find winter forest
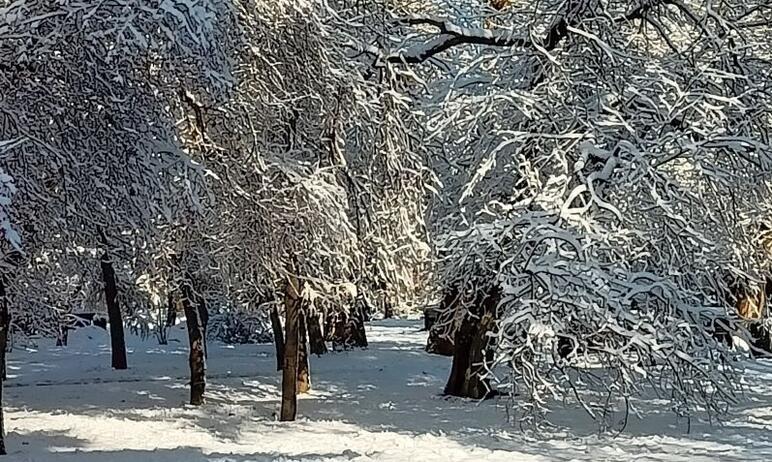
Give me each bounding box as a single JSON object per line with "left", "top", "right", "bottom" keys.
{"left": 0, "top": 0, "right": 771, "bottom": 460}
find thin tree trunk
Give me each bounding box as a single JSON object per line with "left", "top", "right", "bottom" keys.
{"left": 383, "top": 301, "right": 394, "bottom": 319}
{"left": 424, "top": 307, "right": 438, "bottom": 331}
{"left": 360, "top": 293, "right": 372, "bottom": 322}
{"left": 197, "top": 295, "right": 209, "bottom": 359}
{"left": 307, "top": 311, "right": 327, "bottom": 356}
{"left": 270, "top": 305, "right": 285, "bottom": 371}
{"left": 181, "top": 281, "right": 206, "bottom": 405}
{"left": 0, "top": 276, "right": 8, "bottom": 455}
{"left": 323, "top": 312, "right": 336, "bottom": 341}
{"left": 380, "top": 281, "right": 394, "bottom": 319}
{"left": 55, "top": 321, "right": 67, "bottom": 347}
{"left": 349, "top": 304, "right": 368, "bottom": 348}
{"left": 331, "top": 311, "right": 347, "bottom": 351}
{"left": 330, "top": 304, "right": 368, "bottom": 350}
{"left": 297, "top": 311, "right": 311, "bottom": 393}
{"left": 165, "top": 292, "right": 177, "bottom": 327}
{"left": 0, "top": 356, "right": 4, "bottom": 455}
{"left": 280, "top": 277, "right": 300, "bottom": 421}
{"left": 101, "top": 253, "right": 127, "bottom": 370}
{"left": 0, "top": 310, "right": 8, "bottom": 381}
{"left": 0, "top": 346, "right": 4, "bottom": 455}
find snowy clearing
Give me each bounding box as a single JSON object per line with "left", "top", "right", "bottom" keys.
{"left": 4, "top": 320, "right": 771, "bottom": 461}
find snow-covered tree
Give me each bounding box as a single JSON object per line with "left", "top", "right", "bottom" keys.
{"left": 371, "top": 0, "right": 772, "bottom": 427}
{"left": 83, "top": 0, "right": 432, "bottom": 411}
{"left": 0, "top": 0, "right": 219, "bottom": 369}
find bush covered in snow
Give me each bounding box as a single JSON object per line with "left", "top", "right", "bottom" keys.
{"left": 207, "top": 311, "right": 272, "bottom": 345}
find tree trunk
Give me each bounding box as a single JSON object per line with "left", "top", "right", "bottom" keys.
{"left": 330, "top": 306, "right": 368, "bottom": 351}
{"left": 427, "top": 289, "right": 459, "bottom": 356}
{"left": 56, "top": 324, "right": 69, "bottom": 347}
{"left": 197, "top": 296, "right": 209, "bottom": 359}
{"left": 331, "top": 312, "right": 347, "bottom": 351}
{"left": 101, "top": 253, "right": 127, "bottom": 370}
{"left": 181, "top": 282, "right": 206, "bottom": 405}
{"left": 156, "top": 300, "right": 168, "bottom": 345}
{"left": 165, "top": 292, "right": 177, "bottom": 327}
{"left": 0, "top": 276, "right": 8, "bottom": 454}
{"left": 444, "top": 314, "right": 475, "bottom": 396}
{"left": 349, "top": 304, "right": 368, "bottom": 348}
{"left": 424, "top": 307, "right": 439, "bottom": 331}
{"left": 280, "top": 278, "right": 301, "bottom": 421}
{"left": 307, "top": 312, "right": 327, "bottom": 356}
{"left": 324, "top": 311, "right": 336, "bottom": 341}
{"left": 384, "top": 301, "right": 395, "bottom": 319}
{"left": 297, "top": 311, "right": 311, "bottom": 394}
{"left": 0, "top": 310, "right": 8, "bottom": 381}
{"left": 463, "top": 309, "right": 495, "bottom": 398}
{"left": 360, "top": 294, "right": 373, "bottom": 322}
{"left": 426, "top": 326, "right": 455, "bottom": 356}
{"left": 444, "top": 288, "right": 498, "bottom": 399}
{"left": 270, "top": 305, "right": 285, "bottom": 371}
{"left": 747, "top": 321, "right": 772, "bottom": 357}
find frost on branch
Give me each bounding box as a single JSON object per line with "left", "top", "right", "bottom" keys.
{"left": 0, "top": 165, "right": 20, "bottom": 253}
{"left": 0, "top": 0, "right": 225, "bottom": 335}
{"left": 408, "top": 0, "right": 772, "bottom": 427}
{"left": 162, "top": 0, "right": 432, "bottom": 316}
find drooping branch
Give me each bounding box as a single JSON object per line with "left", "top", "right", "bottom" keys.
{"left": 383, "top": 2, "right": 669, "bottom": 65}
{"left": 384, "top": 17, "right": 530, "bottom": 64}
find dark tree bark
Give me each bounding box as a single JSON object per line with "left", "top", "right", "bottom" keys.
{"left": 747, "top": 321, "right": 772, "bottom": 357}
{"left": 165, "top": 292, "right": 177, "bottom": 327}
{"left": 444, "top": 314, "right": 475, "bottom": 396}
{"left": 307, "top": 311, "right": 327, "bottom": 356}
{"left": 360, "top": 294, "right": 373, "bottom": 322}
{"left": 383, "top": 301, "right": 395, "bottom": 319}
{"left": 444, "top": 287, "right": 499, "bottom": 399}
{"left": 323, "top": 311, "right": 337, "bottom": 341}
{"left": 463, "top": 307, "right": 496, "bottom": 398}
{"left": 270, "top": 305, "right": 285, "bottom": 371}
{"left": 197, "top": 295, "right": 209, "bottom": 359}
{"left": 101, "top": 253, "right": 127, "bottom": 370}
{"left": 297, "top": 311, "right": 311, "bottom": 394}
{"left": 350, "top": 303, "right": 368, "bottom": 348}
{"left": 330, "top": 304, "right": 368, "bottom": 351}
{"left": 426, "top": 288, "right": 458, "bottom": 356}
{"left": 423, "top": 308, "right": 436, "bottom": 331}
{"left": 55, "top": 324, "right": 69, "bottom": 347}
{"left": 0, "top": 353, "right": 4, "bottom": 455}
{"left": 426, "top": 327, "right": 455, "bottom": 356}
{"left": 0, "top": 276, "right": 8, "bottom": 455}
{"left": 181, "top": 281, "right": 206, "bottom": 405}
{"left": 331, "top": 312, "right": 347, "bottom": 351}
{"left": 280, "top": 278, "right": 301, "bottom": 421}
{"left": 0, "top": 310, "right": 8, "bottom": 382}
{"left": 379, "top": 281, "right": 394, "bottom": 319}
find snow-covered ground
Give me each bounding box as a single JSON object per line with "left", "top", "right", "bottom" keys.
{"left": 5, "top": 320, "right": 772, "bottom": 461}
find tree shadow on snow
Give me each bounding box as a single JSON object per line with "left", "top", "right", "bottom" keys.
{"left": 8, "top": 444, "right": 363, "bottom": 462}
{"left": 7, "top": 321, "right": 772, "bottom": 461}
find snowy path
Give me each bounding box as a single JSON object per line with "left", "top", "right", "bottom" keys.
{"left": 5, "top": 320, "right": 772, "bottom": 461}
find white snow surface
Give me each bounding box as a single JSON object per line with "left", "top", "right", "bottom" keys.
{"left": 4, "top": 320, "right": 772, "bottom": 461}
